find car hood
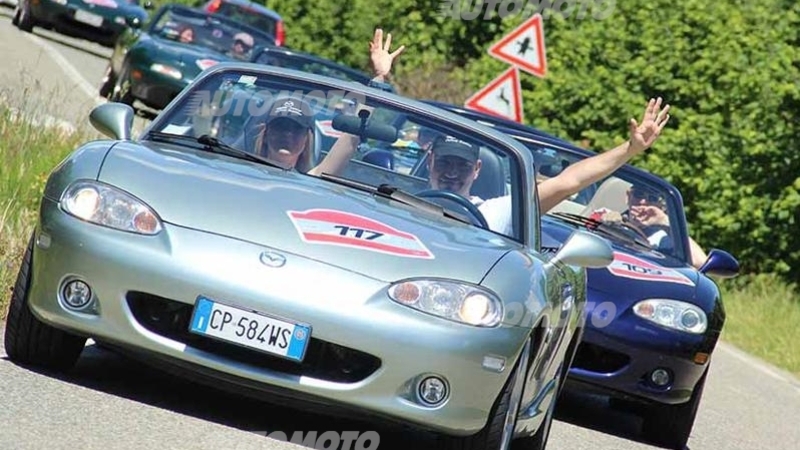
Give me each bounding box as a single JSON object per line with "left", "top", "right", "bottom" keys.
{"left": 542, "top": 215, "right": 699, "bottom": 304}
{"left": 70, "top": 0, "right": 147, "bottom": 19}
{"left": 148, "top": 38, "right": 231, "bottom": 74}
{"left": 97, "top": 142, "right": 518, "bottom": 283}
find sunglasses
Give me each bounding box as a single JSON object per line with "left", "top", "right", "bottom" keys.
{"left": 234, "top": 40, "right": 253, "bottom": 51}
{"left": 268, "top": 119, "right": 307, "bottom": 134}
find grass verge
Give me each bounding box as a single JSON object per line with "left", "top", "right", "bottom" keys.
{"left": 719, "top": 274, "right": 800, "bottom": 377}
{"left": 0, "top": 103, "right": 88, "bottom": 320}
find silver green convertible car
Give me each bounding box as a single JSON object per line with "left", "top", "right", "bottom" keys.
{"left": 4, "top": 63, "right": 613, "bottom": 449}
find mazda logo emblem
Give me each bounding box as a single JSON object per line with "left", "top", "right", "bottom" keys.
{"left": 259, "top": 251, "right": 286, "bottom": 267}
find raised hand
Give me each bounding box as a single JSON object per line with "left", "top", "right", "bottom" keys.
{"left": 630, "top": 205, "right": 670, "bottom": 226}
{"left": 629, "top": 97, "right": 670, "bottom": 154}
{"left": 369, "top": 28, "right": 405, "bottom": 81}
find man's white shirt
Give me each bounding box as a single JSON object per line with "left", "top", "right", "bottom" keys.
{"left": 472, "top": 196, "right": 513, "bottom": 236}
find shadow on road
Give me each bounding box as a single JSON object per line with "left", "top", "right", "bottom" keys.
{"left": 2, "top": 341, "right": 687, "bottom": 449}
{"left": 5, "top": 343, "right": 437, "bottom": 450}
{"left": 554, "top": 389, "right": 683, "bottom": 449}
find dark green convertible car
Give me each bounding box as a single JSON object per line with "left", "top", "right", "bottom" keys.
{"left": 12, "top": 0, "right": 152, "bottom": 47}
{"left": 100, "top": 3, "right": 275, "bottom": 111}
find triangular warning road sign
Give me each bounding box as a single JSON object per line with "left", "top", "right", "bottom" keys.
{"left": 464, "top": 67, "right": 523, "bottom": 123}
{"left": 488, "top": 13, "right": 547, "bottom": 78}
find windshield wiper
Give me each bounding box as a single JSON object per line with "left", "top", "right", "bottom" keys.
{"left": 549, "top": 211, "right": 653, "bottom": 248}
{"left": 318, "top": 173, "right": 472, "bottom": 225}
{"left": 147, "top": 131, "right": 291, "bottom": 170}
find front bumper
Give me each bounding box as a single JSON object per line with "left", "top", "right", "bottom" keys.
{"left": 31, "top": 0, "right": 127, "bottom": 45}
{"left": 566, "top": 320, "right": 712, "bottom": 405}
{"left": 29, "top": 197, "right": 528, "bottom": 435}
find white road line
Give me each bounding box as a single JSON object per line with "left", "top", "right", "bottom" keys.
{"left": 718, "top": 340, "right": 800, "bottom": 392}
{"left": 22, "top": 31, "right": 105, "bottom": 108}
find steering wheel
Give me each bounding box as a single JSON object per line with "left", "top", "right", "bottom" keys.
{"left": 616, "top": 218, "right": 652, "bottom": 244}
{"left": 415, "top": 189, "right": 490, "bottom": 229}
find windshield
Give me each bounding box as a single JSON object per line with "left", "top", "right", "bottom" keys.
{"left": 520, "top": 137, "right": 688, "bottom": 261}
{"left": 145, "top": 68, "right": 525, "bottom": 241}
{"left": 252, "top": 51, "right": 371, "bottom": 85}
{"left": 150, "top": 7, "right": 273, "bottom": 60}
{"left": 214, "top": 2, "right": 278, "bottom": 38}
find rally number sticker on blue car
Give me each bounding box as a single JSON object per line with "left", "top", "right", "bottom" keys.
{"left": 189, "top": 296, "right": 311, "bottom": 362}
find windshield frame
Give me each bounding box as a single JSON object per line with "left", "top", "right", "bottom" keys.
{"left": 140, "top": 63, "right": 538, "bottom": 246}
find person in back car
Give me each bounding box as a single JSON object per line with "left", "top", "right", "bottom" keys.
{"left": 591, "top": 184, "right": 709, "bottom": 268}
{"left": 230, "top": 32, "right": 254, "bottom": 59}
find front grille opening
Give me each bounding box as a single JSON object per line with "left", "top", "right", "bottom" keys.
{"left": 571, "top": 342, "right": 630, "bottom": 374}
{"left": 126, "top": 292, "right": 381, "bottom": 383}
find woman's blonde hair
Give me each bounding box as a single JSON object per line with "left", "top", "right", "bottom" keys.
{"left": 252, "top": 123, "right": 314, "bottom": 173}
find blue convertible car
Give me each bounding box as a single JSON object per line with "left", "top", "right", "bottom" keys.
{"left": 373, "top": 101, "right": 741, "bottom": 450}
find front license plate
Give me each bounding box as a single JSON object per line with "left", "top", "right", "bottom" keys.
{"left": 74, "top": 9, "right": 104, "bottom": 27}
{"left": 189, "top": 296, "right": 311, "bottom": 362}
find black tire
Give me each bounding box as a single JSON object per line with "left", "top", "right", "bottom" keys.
{"left": 641, "top": 368, "right": 709, "bottom": 449}
{"left": 15, "top": 0, "right": 35, "bottom": 32}
{"left": 439, "top": 339, "right": 531, "bottom": 450}
{"left": 3, "top": 234, "right": 87, "bottom": 371}
{"left": 512, "top": 361, "right": 566, "bottom": 450}
{"left": 109, "top": 63, "right": 135, "bottom": 106}
{"left": 98, "top": 64, "right": 117, "bottom": 99}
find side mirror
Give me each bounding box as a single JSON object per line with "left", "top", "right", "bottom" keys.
{"left": 90, "top": 102, "right": 134, "bottom": 141}
{"left": 699, "top": 249, "right": 740, "bottom": 278}
{"left": 332, "top": 112, "right": 398, "bottom": 143}
{"left": 548, "top": 230, "right": 614, "bottom": 269}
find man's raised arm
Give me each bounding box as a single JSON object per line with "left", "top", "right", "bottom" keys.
{"left": 537, "top": 98, "right": 671, "bottom": 213}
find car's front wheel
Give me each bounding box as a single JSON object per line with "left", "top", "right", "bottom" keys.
{"left": 439, "top": 338, "right": 531, "bottom": 450}
{"left": 640, "top": 368, "right": 709, "bottom": 449}
{"left": 109, "top": 63, "right": 135, "bottom": 106}
{"left": 4, "top": 234, "right": 87, "bottom": 371}
{"left": 98, "top": 64, "right": 117, "bottom": 99}
{"left": 14, "top": 0, "right": 35, "bottom": 32}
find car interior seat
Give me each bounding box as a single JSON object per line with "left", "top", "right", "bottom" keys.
{"left": 470, "top": 147, "right": 506, "bottom": 200}
{"left": 580, "top": 177, "right": 633, "bottom": 216}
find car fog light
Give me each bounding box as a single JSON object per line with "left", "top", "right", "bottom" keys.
{"left": 62, "top": 280, "right": 92, "bottom": 309}
{"left": 650, "top": 368, "right": 671, "bottom": 387}
{"left": 418, "top": 376, "right": 448, "bottom": 406}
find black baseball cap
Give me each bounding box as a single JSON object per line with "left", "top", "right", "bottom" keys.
{"left": 265, "top": 97, "right": 313, "bottom": 129}
{"left": 431, "top": 135, "right": 480, "bottom": 163}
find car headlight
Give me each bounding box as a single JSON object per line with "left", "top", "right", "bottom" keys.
{"left": 150, "top": 63, "right": 182, "bottom": 80}
{"left": 60, "top": 180, "right": 162, "bottom": 235}
{"left": 633, "top": 299, "right": 707, "bottom": 334}
{"left": 388, "top": 280, "right": 502, "bottom": 327}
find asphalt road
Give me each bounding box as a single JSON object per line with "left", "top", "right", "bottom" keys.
{"left": 2, "top": 8, "right": 800, "bottom": 450}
